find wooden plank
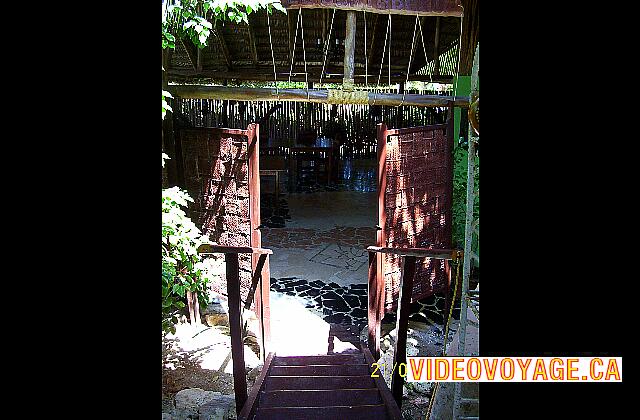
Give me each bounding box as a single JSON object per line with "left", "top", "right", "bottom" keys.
{"left": 254, "top": 405, "right": 389, "bottom": 420}
{"left": 272, "top": 354, "right": 365, "bottom": 366}
{"left": 247, "top": 17, "right": 259, "bottom": 67}
{"left": 367, "top": 246, "right": 461, "bottom": 260}
{"left": 386, "top": 123, "right": 448, "bottom": 135}
{"left": 434, "top": 16, "right": 441, "bottom": 76}
{"left": 180, "top": 38, "right": 200, "bottom": 72}
{"left": 390, "top": 255, "right": 416, "bottom": 408}
{"left": 169, "top": 85, "right": 470, "bottom": 108}
{"left": 367, "top": 13, "right": 380, "bottom": 68}
{"left": 168, "top": 68, "right": 454, "bottom": 83}
{"left": 367, "top": 251, "right": 381, "bottom": 359}
{"left": 362, "top": 346, "right": 403, "bottom": 420}
{"left": 375, "top": 122, "right": 387, "bottom": 337}
{"left": 458, "top": 0, "right": 479, "bottom": 76}
{"left": 214, "top": 27, "right": 233, "bottom": 70}
{"left": 264, "top": 375, "right": 376, "bottom": 391}
{"left": 186, "top": 290, "right": 196, "bottom": 325}
{"left": 243, "top": 253, "right": 268, "bottom": 311}
{"left": 198, "top": 244, "right": 273, "bottom": 255}
{"left": 280, "top": 0, "right": 463, "bottom": 17}
{"left": 343, "top": 11, "right": 357, "bottom": 88}
{"left": 238, "top": 352, "right": 275, "bottom": 420}
{"left": 248, "top": 123, "right": 271, "bottom": 359}
{"left": 259, "top": 389, "right": 382, "bottom": 408}
{"left": 270, "top": 364, "right": 371, "bottom": 376}
{"left": 226, "top": 253, "right": 248, "bottom": 415}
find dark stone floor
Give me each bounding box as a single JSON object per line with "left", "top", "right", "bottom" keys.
{"left": 270, "top": 276, "right": 462, "bottom": 341}
{"left": 260, "top": 193, "right": 291, "bottom": 228}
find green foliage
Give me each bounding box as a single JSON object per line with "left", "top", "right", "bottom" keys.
{"left": 163, "top": 0, "right": 286, "bottom": 50}
{"left": 162, "top": 0, "right": 286, "bottom": 119}
{"left": 162, "top": 181, "right": 212, "bottom": 334}
{"left": 452, "top": 144, "right": 479, "bottom": 258}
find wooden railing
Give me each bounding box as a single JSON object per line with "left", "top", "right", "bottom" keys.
{"left": 366, "top": 245, "right": 463, "bottom": 407}
{"left": 198, "top": 244, "right": 273, "bottom": 416}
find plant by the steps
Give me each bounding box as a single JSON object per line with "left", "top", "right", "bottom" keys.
{"left": 162, "top": 155, "right": 212, "bottom": 334}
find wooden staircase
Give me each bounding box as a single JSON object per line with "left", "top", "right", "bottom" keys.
{"left": 238, "top": 346, "right": 402, "bottom": 420}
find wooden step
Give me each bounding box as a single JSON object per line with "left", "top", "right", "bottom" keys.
{"left": 259, "top": 389, "right": 382, "bottom": 408}
{"left": 254, "top": 404, "right": 390, "bottom": 420}
{"left": 272, "top": 354, "right": 365, "bottom": 366}
{"left": 264, "top": 375, "right": 376, "bottom": 391}
{"left": 270, "top": 364, "right": 371, "bottom": 376}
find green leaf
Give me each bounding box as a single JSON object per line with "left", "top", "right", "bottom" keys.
{"left": 272, "top": 2, "right": 286, "bottom": 13}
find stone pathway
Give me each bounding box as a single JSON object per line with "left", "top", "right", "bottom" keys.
{"left": 269, "top": 276, "right": 462, "bottom": 346}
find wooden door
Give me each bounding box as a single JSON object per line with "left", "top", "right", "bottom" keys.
{"left": 377, "top": 107, "right": 454, "bottom": 314}
{"left": 177, "top": 123, "right": 270, "bottom": 347}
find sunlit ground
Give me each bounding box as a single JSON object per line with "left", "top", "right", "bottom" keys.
{"left": 269, "top": 291, "right": 358, "bottom": 356}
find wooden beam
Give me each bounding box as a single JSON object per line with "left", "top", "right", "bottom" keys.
{"left": 198, "top": 244, "right": 273, "bottom": 254}
{"left": 343, "top": 11, "right": 357, "bottom": 88}
{"left": 243, "top": 254, "right": 268, "bottom": 311}
{"left": 167, "top": 67, "right": 454, "bottom": 83}
{"left": 458, "top": 0, "right": 479, "bottom": 76}
{"left": 237, "top": 353, "right": 275, "bottom": 420}
{"left": 434, "top": 16, "right": 441, "bottom": 76}
{"left": 169, "top": 85, "right": 470, "bottom": 108}
{"left": 213, "top": 27, "right": 233, "bottom": 70}
{"left": 367, "top": 246, "right": 462, "bottom": 260}
{"left": 247, "top": 17, "right": 258, "bottom": 67}
{"left": 281, "top": 0, "right": 463, "bottom": 17}
{"left": 367, "top": 13, "right": 379, "bottom": 69}
{"left": 288, "top": 11, "right": 295, "bottom": 70}
{"left": 391, "top": 255, "right": 417, "bottom": 408}
{"left": 226, "top": 252, "right": 248, "bottom": 415}
{"left": 180, "top": 38, "right": 199, "bottom": 73}
{"left": 367, "top": 251, "right": 381, "bottom": 359}
{"left": 362, "top": 346, "right": 403, "bottom": 420}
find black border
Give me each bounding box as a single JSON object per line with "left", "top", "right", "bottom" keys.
{"left": 52, "top": 1, "right": 633, "bottom": 416}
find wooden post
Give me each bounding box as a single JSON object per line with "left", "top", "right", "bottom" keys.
{"left": 367, "top": 251, "right": 380, "bottom": 359}
{"left": 376, "top": 122, "right": 388, "bottom": 329}
{"left": 305, "top": 82, "right": 313, "bottom": 129}
{"left": 391, "top": 255, "right": 417, "bottom": 407}
{"left": 186, "top": 291, "right": 196, "bottom": 325}
{"left": 226, "top": 252, "right": 248, "bottom": 414}
{"left": 343, "top": 11, "right": 357, "bottom": 89}
{"left": 248, "top": 123, "right": 271, "bottom": 358}
{"left": 434, "top": 16, "right": 441, "bottom": 76}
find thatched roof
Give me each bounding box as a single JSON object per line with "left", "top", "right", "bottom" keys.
{"left": 165, "top": 1, "right": 478, "bottom": 85}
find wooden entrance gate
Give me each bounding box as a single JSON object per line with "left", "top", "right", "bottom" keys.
{"left": 176, "top": 123, "right": 271, "bottom": 353}
{"left": 375, "top": 109, "right": 454, "bottom": 315}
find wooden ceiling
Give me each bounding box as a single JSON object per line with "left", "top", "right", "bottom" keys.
{"left": 165, "top": 0, "right": 478, "bottom": 85}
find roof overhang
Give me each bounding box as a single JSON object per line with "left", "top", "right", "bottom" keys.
{"left": 281, "top": 0, "right": 464, "bottom": 17}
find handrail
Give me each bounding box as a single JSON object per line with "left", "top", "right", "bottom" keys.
{"left": 198, "top": 244, "right": 273, "bottom": 255}
{"left": 366, "top": 245, "right": 462, "bottom": 408}
{"left": 196, "top": 242, "right": 272, "bottom": 416}
{"left": 367, "top": 246, "right": 461, "bottom": 260}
